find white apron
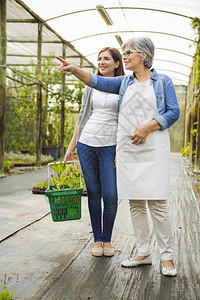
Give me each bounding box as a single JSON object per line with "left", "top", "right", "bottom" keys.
{"left": 116, "top": 79, "right": 170, "bottom": 200}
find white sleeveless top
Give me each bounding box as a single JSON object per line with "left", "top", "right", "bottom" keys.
{"left": 79, "top": 89, "right": 119, "bottom": 147}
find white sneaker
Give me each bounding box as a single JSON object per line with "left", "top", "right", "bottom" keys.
{"left": 121, "top": 255, "right": 152, "bottom": 267}
{"left": 162, "top": 266, "right": 177, "bottom": 276}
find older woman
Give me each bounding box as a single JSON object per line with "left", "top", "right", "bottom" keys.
{"left": 56, "top": 37, "right": 179, "bottom": 276}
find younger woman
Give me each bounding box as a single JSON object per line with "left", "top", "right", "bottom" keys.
{"left": 64, "top": 47, "right": 124, "bottom": 256}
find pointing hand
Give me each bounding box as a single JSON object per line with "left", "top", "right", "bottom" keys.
{"left": 56, "top": 56, "right": 73, "bottom": 75}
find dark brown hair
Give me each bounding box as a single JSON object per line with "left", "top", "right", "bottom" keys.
{"left": 96, "top": 47, "right": 125, "bottom": 77}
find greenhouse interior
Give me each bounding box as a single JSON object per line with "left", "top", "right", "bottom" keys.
{"left": 0, "top": 1, "right": 200, "bottom": 298}
{"left": 0, "top": 0, "right": 200, "bottom": 173}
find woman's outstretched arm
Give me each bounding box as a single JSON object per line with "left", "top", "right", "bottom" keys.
{"left": 56, "top": 56, "right": 122, "bottom": 95}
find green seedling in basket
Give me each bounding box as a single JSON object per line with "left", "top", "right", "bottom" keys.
{"left": 46, "top": 161, "right": 84, "bottom": 222}
{"left": 49, "top": 161, "right": 84, "bottom": 190}
{"left": 50, "top": 161, "right": 68, "bottom": 190}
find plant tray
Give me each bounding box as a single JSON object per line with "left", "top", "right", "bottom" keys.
{"left": 32, "top": 188, "right": 46, "bottom": 194}
{"left": 45, "top": 185, "right": 83, "bottom": 222}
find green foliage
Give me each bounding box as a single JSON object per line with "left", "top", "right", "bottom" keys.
{"left": 169, "top": 98, "right": 185, "bottom": 153}
{"left": 191, "top": 17, "right": 200, "bottom": 37}
{"left": 72, "top": 81, "right": 85, "bottom": 110}
{"left": 4, "top": 152, "right": 53, "bottom": 164}
{"left": 182, "top": 143, "right": 196, "bottom": 157}
{"left": 182, "top": 145, "right": 190, "bottom": 156}
{"left": 33, "top": 181, "right": 49, "bottom": 189}
{"left": 3, "top": 161, "right": 10, "bottom": 169}
{"left": 5, "top": 87, "right": 36, "bottom": 152}
{"left": 190, "top": 128, "right": 197, "bottom": 136}
{"left": 50, "top": 161, "right": 68, "bottom": 190}
{"left": 0, "top": 286, "right": 14, "bottom": 300}
{"left": 49, "top": 161, "right": 85, "bottom": 190}
{"left": 191, "top": 17, "right": 200, "bottom": 84}
{"left": 65, "top": 113, "right": 77, "bottom": 149}
{"left": 50, "top": 161, "right": 67, "bottom": 178}
{"left": 5, "top": 55, "right": 82, "bottom": 152}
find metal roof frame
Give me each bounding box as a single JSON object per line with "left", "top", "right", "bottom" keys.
{"left": 6, "top": 0, "right": 96, "bottom": 71}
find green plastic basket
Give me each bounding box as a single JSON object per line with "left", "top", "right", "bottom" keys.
{"left": 45, "top": 185, "right": 83, "bottom": 222}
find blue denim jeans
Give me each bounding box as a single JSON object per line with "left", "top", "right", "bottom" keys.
{"left": 77, "top": 142, "right": 118, "bottom": 243}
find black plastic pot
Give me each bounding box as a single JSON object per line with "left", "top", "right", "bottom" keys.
{"left": 42, "top": 147, "right": 59, "bottom": 160}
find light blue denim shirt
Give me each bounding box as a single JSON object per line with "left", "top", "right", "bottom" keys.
{"left": 87, "top": 69, "right": 180, "bottom": 130}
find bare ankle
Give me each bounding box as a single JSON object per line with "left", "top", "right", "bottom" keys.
{"left": 94, "top": 241, "right": 102, "bottom": 248}
{"left": 103, "top": 242, "right": 112, "bottom": 248}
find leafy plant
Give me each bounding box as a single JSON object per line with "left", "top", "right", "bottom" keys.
{"left": 190, "top": 128, "right": 197, "bottom": 136}
{"left": 191, "top": 17, "right": 200, "bottom": 84}
{"left": 182, "top": 143, "right": 196, "bottom": 157}
{"left": 4, "top": 152, "right": 53, "bottom": 165}
{"left": 0, "top": 286, "right": 14, "bottom": 300}
{"left": 182, "top": 143, "right": 190, "bottom": 156}
{"left": 49, "top": 161, "right": 85, "bottom": 191}
{"left": 3, "top": 161, "right": 10, "bottom": 169}
{"left": 5, "top": 56, "right": 80, "bottom": 153}
{"left": 33, "top": 181, "right": 49, "bottom": 189}
{"left": 50, "top": 161, "right": 68, "bottom": 190}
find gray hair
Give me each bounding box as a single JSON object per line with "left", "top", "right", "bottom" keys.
{"left": 122, "top": 37, "right": 155, "bottom": 69}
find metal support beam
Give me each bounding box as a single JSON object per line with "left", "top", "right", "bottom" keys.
{"left": 154, "top": 59, "right": 191, "bottom": 69}
{"left": 195, "top": 91, "right": 200, "bottom": 170}
{"left": 86, "top": 47, "right": 193, "bottom": 59}
{"left": 44, "top": 7, "right": 192, "bottom": 23}
{"left": 195, "top": 31, "right": 200, "bottom": 170}
{"left": 60, "top": 43, "right": 66, "bottom": 160}
{"left": 7, "top": 19, "right": 37, "bottom": 23}
{"left": 36, "top": 22, "right": 42, "bottom": 166}
{"left": 7, "top": 54, "right": 81, "bottom": 58}
{"left": 0, "top": 0, "right": 6, "bottom": 176}
{"left": 80, "top": 57, "right": 83, "bottom": 68}
{"left": 71, "top": 30, "right": 193, "bottom": 43}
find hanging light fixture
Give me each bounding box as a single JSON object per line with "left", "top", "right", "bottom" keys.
{"left": 96, "top": 4, "right": 113, "bottom": 26}
{"left": 115, "top": 34, "right": 123, "bottom": 46}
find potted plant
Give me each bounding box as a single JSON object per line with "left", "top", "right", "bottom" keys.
{"left": 45, "top": 161, "right": 83, "bottom": 222}
{"left": 4, "top": 161, "right": 10, "bottom": 173}
{"left": 9, "top": 161, "right": 15, "bottom": 169}
{"left": 32, "top": 182, "right": 49, "bottom": 194}
{"left": 4, "top": 152, "right": 53, "bottom": 167}
{"left": 32, "top": 165, "right": 86, "bottom": 195}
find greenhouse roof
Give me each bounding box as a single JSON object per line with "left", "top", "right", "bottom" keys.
{"left": 6, "top": 0, "right": 96, "bottom": 72}
{"left": 6, "top": 0, "right": 200, "bottom": 86}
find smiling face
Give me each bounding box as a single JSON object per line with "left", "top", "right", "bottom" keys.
{"left": 122, "top": 46, "right": 144, "bottom": 72}
{"left": 97, "top": 50, "right": 120, "bottom": 77}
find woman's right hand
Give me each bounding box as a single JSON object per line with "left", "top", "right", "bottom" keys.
{"left": 56, "top": 56, "right": 74, "bottom": 75}
{"left": 56, "top": 56, "right": 91, "bottom": 84}
{"left": 64, "top": 149, "right": 74, "bottom": 164}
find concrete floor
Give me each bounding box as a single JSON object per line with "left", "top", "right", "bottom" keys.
{"left": 0, "top": 154, "right": 200, "bottom": 300}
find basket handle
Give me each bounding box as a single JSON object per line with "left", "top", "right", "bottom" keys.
{"left": 47, "top": 160, "right": 82, "bottom": 189}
